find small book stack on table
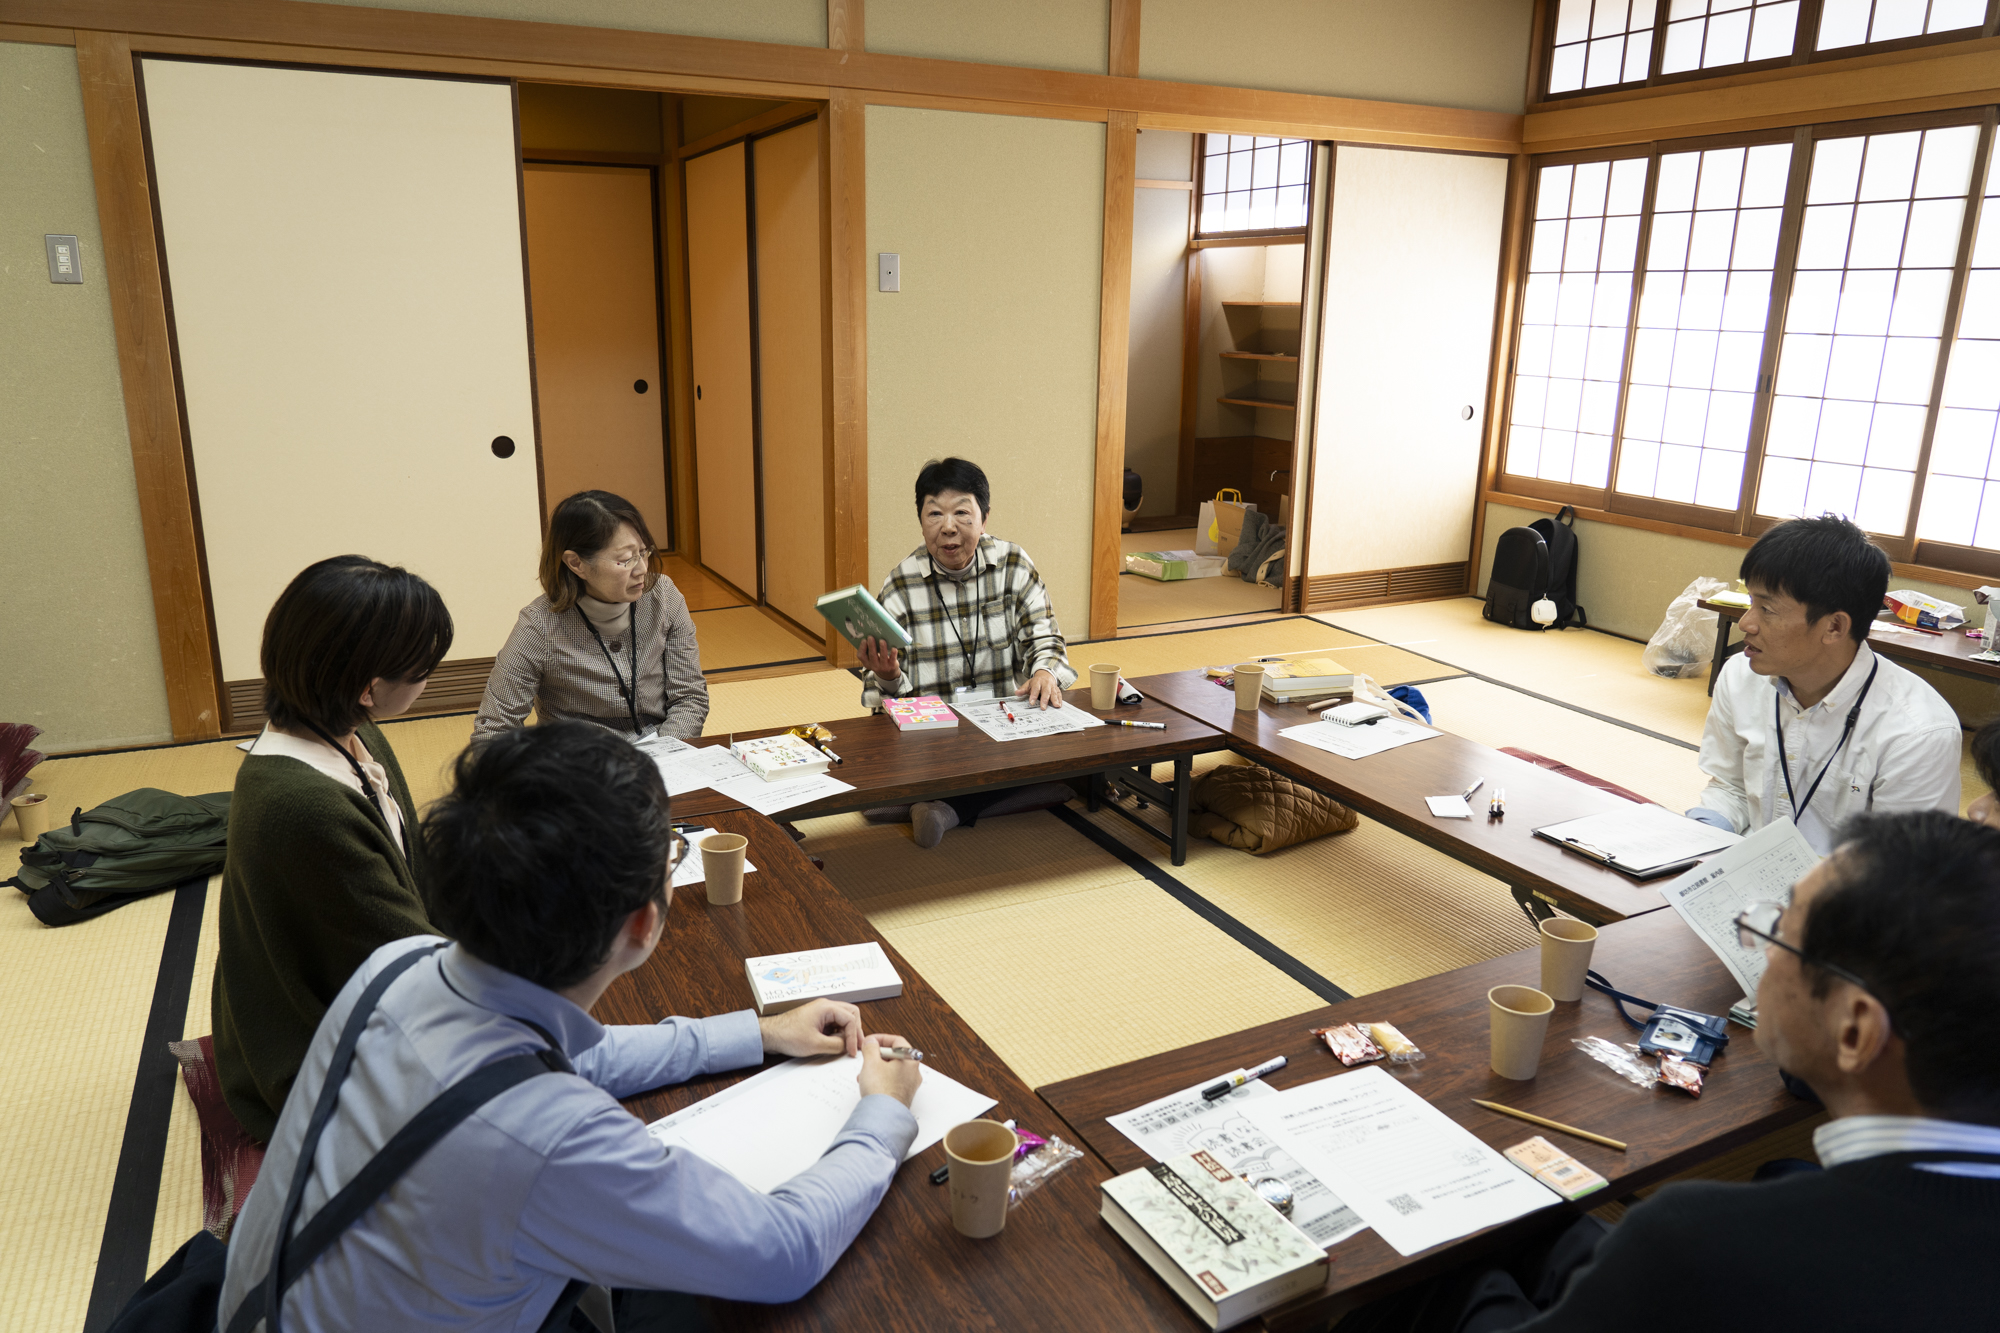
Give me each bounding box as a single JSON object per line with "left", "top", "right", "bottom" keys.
{"left": 884, "top": 695, "right": 958, "bottom": 731}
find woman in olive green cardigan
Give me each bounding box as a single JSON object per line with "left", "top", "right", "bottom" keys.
{"left": 212, "top": 555, "right": 452, "bottom": 1143}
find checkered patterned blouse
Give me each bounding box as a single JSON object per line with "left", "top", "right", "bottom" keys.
{"left": 860, "top": 536, "right": 1076, "bottom": 710}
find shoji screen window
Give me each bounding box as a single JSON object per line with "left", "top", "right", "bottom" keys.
{"left": 1507, "top": 156, "right": 1648, "bottom": 489}
{"left": 1758, "top": 121, "right": 1980, "bottom": 535}
{"left": 1918, "top": 142, "right": 2000, "bottom": 564}
{"left": 1547, "top": 1, "right": 1659, "bottom": 95}
{"left": 1816, "top": 0, "right": 1993, "bottom": 51}
{"left": 1660, "top": 2, "right": 1803, "bottom": 74}
{"left": 1196, "top": 135, "right": 1312, "bottom": 239}
{"left": 1617, "top": 141, "right": 1794, "bottom": 518}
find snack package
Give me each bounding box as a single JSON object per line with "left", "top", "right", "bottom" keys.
{"left": 1657, "top": 1054, "right": 1707, "bottom": 1097}
{"left": 1884, "top": 589, "right": 1966, "bottom": 631}
{"left": 1311, "top": 1022, "right": 1385, "bottom": 1066}
{"left": 1573, "top": 1035, "right": 1660, "bottom": 1089}
{"left": 1503, "top": 1135, "right": 1610, "bottom": 1202}
{"left": 1007, "top": 1134, "right": 1083, "bottom": 1210}
{"left": 1365, "top": 1022, "right": 1426, "bottom": 1064}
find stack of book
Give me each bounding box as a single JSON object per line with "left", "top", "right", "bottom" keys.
{"left": 727, "top": 734, "right": 832, "bottom": 783}
{"left": 1255, "top": 654, "right": 1356, "bottom": 704}
{"left": 884, "top": 695, "right": 958, "bottom": 730}
{"left": 742, "top": 942, "right": 904, "bottom": 1016}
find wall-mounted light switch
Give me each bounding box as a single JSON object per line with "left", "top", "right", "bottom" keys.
{"left": 878, "top": 252, "right": 900, "bottom": 292}
{"left": 45, "top": 235, "right": 82, "bottom": 284}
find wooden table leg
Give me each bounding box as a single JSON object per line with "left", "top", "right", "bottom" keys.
{"left": 1171, "top": 753, "right": 1192, "bottom": 866}
{"left": 1087, "top": 770, "right": 1106, "bottom": 813}
{"left": 1708, "top": 615, "right": 1733, "bottom": 696}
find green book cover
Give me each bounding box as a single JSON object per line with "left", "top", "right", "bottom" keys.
{"left": 816, "top": 584, "right": 913, "bottom": 651}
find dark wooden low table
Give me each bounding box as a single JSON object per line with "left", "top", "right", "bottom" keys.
{"left": 1702, "top": 598, "right": 2000, "bottom": 694}
{"left": 1134, "top": 670, "right": 1670, "bottom": 923}
{"left": 670, "top": 686, "right": 1226, "bottom": 864}
{"left": 1037, "top": 908, "right": 1816, "bottom": 1329}
{"left": 596, "top": 809, "right": 1200, "bottom": 1331}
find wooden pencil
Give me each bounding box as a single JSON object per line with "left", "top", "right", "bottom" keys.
{"left": 1471, "top": 1098, "right": 1627, "bottom": 1151}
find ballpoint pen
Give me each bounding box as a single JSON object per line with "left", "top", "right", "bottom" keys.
{"left": 1114, "top": 719, "right": 1166, "bottom": 729}
{"left": 881, "top": 1045, "right": 925, "bottom": 1062}
{"left": 1460, "top": 777, "right": 1486, "bottom": 803}
{"left": 1201, "top": 1054, "right": 1288, "bottom": 1100}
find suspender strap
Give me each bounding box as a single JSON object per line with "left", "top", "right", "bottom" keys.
{"left": 230, "top": 946, "right": 568, "bottom": 1333}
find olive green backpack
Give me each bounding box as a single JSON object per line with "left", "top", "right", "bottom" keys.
{"left": 7, "top": 788, "right": 230, "bottom": 926}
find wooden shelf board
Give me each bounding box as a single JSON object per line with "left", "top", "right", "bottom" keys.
{"left": 1220, "top": 300, "right": 1302, "bottom": 307}
{"left": 1218, "top": 394, "right": 1297, "bottom": 410}
{"left": 1219, "top": 351, "right": 1298, "bottom": 361}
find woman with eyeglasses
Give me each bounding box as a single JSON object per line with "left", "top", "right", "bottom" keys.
{"left": 475, "top": 490, "right": 709, "bottom": 742}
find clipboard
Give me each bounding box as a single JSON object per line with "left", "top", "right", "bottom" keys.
{"left": 1531, "top": 809, "right": 1739, "bottom": 881}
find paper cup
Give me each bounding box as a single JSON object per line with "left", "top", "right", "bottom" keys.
{"left": 699, "top": 832, "right": 749, "bottom": 906}
{"left": 1090, "top": 664, "right": 1120, "bottom": 710}
{"left": 1489, "top": 984, "right": 1556, "bottom": 1080}
{"left": 1233, "top": 664, "right": 1266, "bottom": 712}
{"left": 1539, "top": 917, "right": 1599, "bottom": 1003}
{"left": 945, "top": 1119, "right": 1017, "bottom": 1239}
{"left": 11, "top": 794, "right": 51, "bottom": 842}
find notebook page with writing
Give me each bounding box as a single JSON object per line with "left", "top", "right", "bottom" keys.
{"left": 1656, "top": 817, "right": 1819, "bottom": 998}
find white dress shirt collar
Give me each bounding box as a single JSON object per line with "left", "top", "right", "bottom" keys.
{"left": 1814, "top": 1114, "right": 2000, "bottom": 1178}
{"left": 1774, "top": 640, "right": 1878, "bottom": 716}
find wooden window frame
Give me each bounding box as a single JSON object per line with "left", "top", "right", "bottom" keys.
{"left": 1537, "top": 0, "right": 2000, "bottom": 104}
{"left": 1191, "top": 132, "right": 1314, "bottom": 244}
{"left": 1492, "top": 106, "right": 2000, "bottom": 575}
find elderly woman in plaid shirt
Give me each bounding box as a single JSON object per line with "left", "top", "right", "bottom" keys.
{"left": 855, "top": 457, "right": 1078, "bottom": 848}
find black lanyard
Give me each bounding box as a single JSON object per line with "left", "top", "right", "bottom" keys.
{"left": 1776, "top": 658, "right": 1878, "bottom": 822}
{"left": 928, "top": 561, "right": 984, "bottom": 692}
{"left": 579, "top": 603, "right": 642, "bottom": 737}
{"left": 299, "top": 718, "right": 405, "bottom": 854}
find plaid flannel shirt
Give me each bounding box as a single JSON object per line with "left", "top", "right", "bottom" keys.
{"left": 860, "top": 536, "right": 1076, "bottom": 710}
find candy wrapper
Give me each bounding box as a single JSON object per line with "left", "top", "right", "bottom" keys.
{"left": 1011, "top": 1127, "right": 1048, "bottom": 1160}
{"left": 1573, "top": 1035, "right": 1660, "bottom": 1089}
{"left": 1312, "top": 1023, "right": 1385, "bottom": 1066}
{"left": 1365, "top": 1022, "right": 1426, "bottom": 1064}
{"left": 1007, "top": 1134, "right": 1082, "bottom": 1210}
{"left": 1657, "top": 1054, "right": 1706, "bottom": 1097}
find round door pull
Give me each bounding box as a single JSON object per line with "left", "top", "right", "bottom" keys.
{"left": 634, "top": 379, "right": 649, "bottom": 394}
{"left": 491, "top": 436, "right": 516, "bottom": 458}
{"left": 1460, "top": 405, "right": 1475, "bottom": 420}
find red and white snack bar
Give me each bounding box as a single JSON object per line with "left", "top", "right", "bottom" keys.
{"left": 1310, "top": 1023, "right": 1384, "bottom": 1066}
{"left": 1657, "top": 1054, "right": 1706, "bottom": 1097}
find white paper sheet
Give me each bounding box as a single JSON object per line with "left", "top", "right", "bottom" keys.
{"left": 1656, "top": 817, "right": 1819, "bottom": 998}
{"left": 953, "top": 698, "right": 1106, "bottom": 743}
{"left": 1425, "top": 795, "right": 1472, "bottom": 819}
{"left": 1241, "top": 1067, "right": 1560, "bottom": 1257}
{"left": 710, "top": 770, "right": 856, "bottom": 817}
{"left": 1107, "top": 1078, "right": 1367, "bottom": 1247}
{"left": 669, "top": 826, "right": 758, "bottom": 889}
{"left": 637, "top": 735, "right": 756, "bottom": 796}
{"left": 1535, "top": 806, "right": 1740, "bottom": 874}
{"left": 1277, "top": 717, "right": 1441, "bottom": 761}
{"left": 647, "top": 1053, "right": 996, "bottom": 1193}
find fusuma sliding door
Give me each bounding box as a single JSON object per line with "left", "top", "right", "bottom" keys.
{"left": 138, "top": 58, "right": 542, "bottom": 726}
{"left": 683, "top": 141, "right": 761, "bottom": 599}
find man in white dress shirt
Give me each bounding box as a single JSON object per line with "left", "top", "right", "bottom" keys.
{"left": 1688, "top": 515, "right": 1961, "bottom": 854}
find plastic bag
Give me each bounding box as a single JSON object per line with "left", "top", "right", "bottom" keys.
{"left": 1007, "top": 1134, "right": 1083, "bottom": 1209}
{"left": 1643, "top": 577, "right": 1728, "bottom": 679}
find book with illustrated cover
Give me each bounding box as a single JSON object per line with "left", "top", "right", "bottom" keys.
{"left": 1101, "top": 1151, "right": 1328, "bottom": 1329}
{"left": 742, "top": 942, "right": 904, "bottom": 1016}
{"left": 816, "top": 584, "right": 913, "bottom": 651}
{"left": 884, "top": 695, "right": 958, "bottom": 730}
{"left": 727, "top": 734, "right": 832, "bottom": 783}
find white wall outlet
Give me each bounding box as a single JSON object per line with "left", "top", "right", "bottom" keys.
{"left": 878, "top": 252, "right": 900, "bottom": 292}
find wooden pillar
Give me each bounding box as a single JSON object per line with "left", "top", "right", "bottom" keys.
{"left": 1090, "top": 111, "right": 1138, "bottom": 639}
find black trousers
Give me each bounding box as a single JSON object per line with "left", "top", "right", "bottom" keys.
{"left": 1331, "top": 1215, "right": 1608, "bottom": 1333}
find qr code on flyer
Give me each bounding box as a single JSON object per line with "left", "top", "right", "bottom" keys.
{"left": 1386, "top": 1193, "right": 1423, "bottom": 1216}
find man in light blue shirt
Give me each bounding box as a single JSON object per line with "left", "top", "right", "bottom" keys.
{"left": 218, "top": 721, "right": 922, "bottom": 1331}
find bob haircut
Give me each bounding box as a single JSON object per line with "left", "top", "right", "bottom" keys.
{"left": 540, "top": 491, "right": 660, "bottom": 613}
{"left": 261, "top": 555, "right": 453, "bottom": 738}
{"left": 914, "top": 458, "right": 991, "bottom": 518}
{"left": 424, "top": 721, "right": 672, "bottom": 990}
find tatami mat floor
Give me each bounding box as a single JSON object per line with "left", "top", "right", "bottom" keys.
{"left": 7, "top": 596, "right": 1995, "bottom": 1329}
{"left": 1117, "top": 526, "right": 1283, "bottom": 628}
{"left": 690, "top": 605, "right": 824, "bottom": 673}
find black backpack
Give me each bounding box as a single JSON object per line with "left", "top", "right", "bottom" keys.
{"left": 1530, "top": 506, "right": 1586, "bottom": 630}
{"left": 6, "top": 788, "right": 231, "bottom": 926}
{"left": 1483, "top": 507, "right": 1587, "bottom": 632}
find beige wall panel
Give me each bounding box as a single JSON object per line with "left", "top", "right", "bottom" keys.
{"left": 1136, "top": 127, "right": 1194, "bottom": 182}
{"left": 1127, "top": 185, "right": 1190, "bottom": 517}
{"left": 140, "top": 59, "right": 542, "bottom": 682}
{"left": 1309, "top": 146, "right": 1506, "bottom": 577}
{"left": 752, "top": 121, "right": 828, "bottom": 629}
{"left": 868, "top": 0, "right": 1110, "bottom": 75}
{"left": 524, "top": 164, "right": 669, "bottom": 539}
{"left": 305, "top": 0, "right": 827, "bottom": 47}
{"left": 865, "top": 106, "right": 1104, "bottom": 631}
{"left": 685, "top": 142, "right": 760, "bottom": 596}
{"left": 1140, "top": 0, "right": 1536, "bottom": 115}
{"left": 0, "top": 42, "right": 171, "bottom": 755}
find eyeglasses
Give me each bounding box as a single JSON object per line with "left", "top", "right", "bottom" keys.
{"left": 602, "top": 547, "right": 655, "bottom": 572}
{"left": 1734, "top": 899, "right": 1885, "bottom": 1014}
{"left": 665, "top": 829, "right": 690, "bottom": 878}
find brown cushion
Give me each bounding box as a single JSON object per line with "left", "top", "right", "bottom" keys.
{"left": 168, "top": 1034, "right": 266, "bottom": 1237}
{"left": 1190, "top": 764, "right": 1358, "bottom": 854}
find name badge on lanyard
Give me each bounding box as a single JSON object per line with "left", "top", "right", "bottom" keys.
{"left": 951, "top": 685, "right": 996, "bottom": 703}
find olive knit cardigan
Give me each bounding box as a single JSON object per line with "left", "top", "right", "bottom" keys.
{"left": 211, "top": 720, "right": 433, "bottom": 1143}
